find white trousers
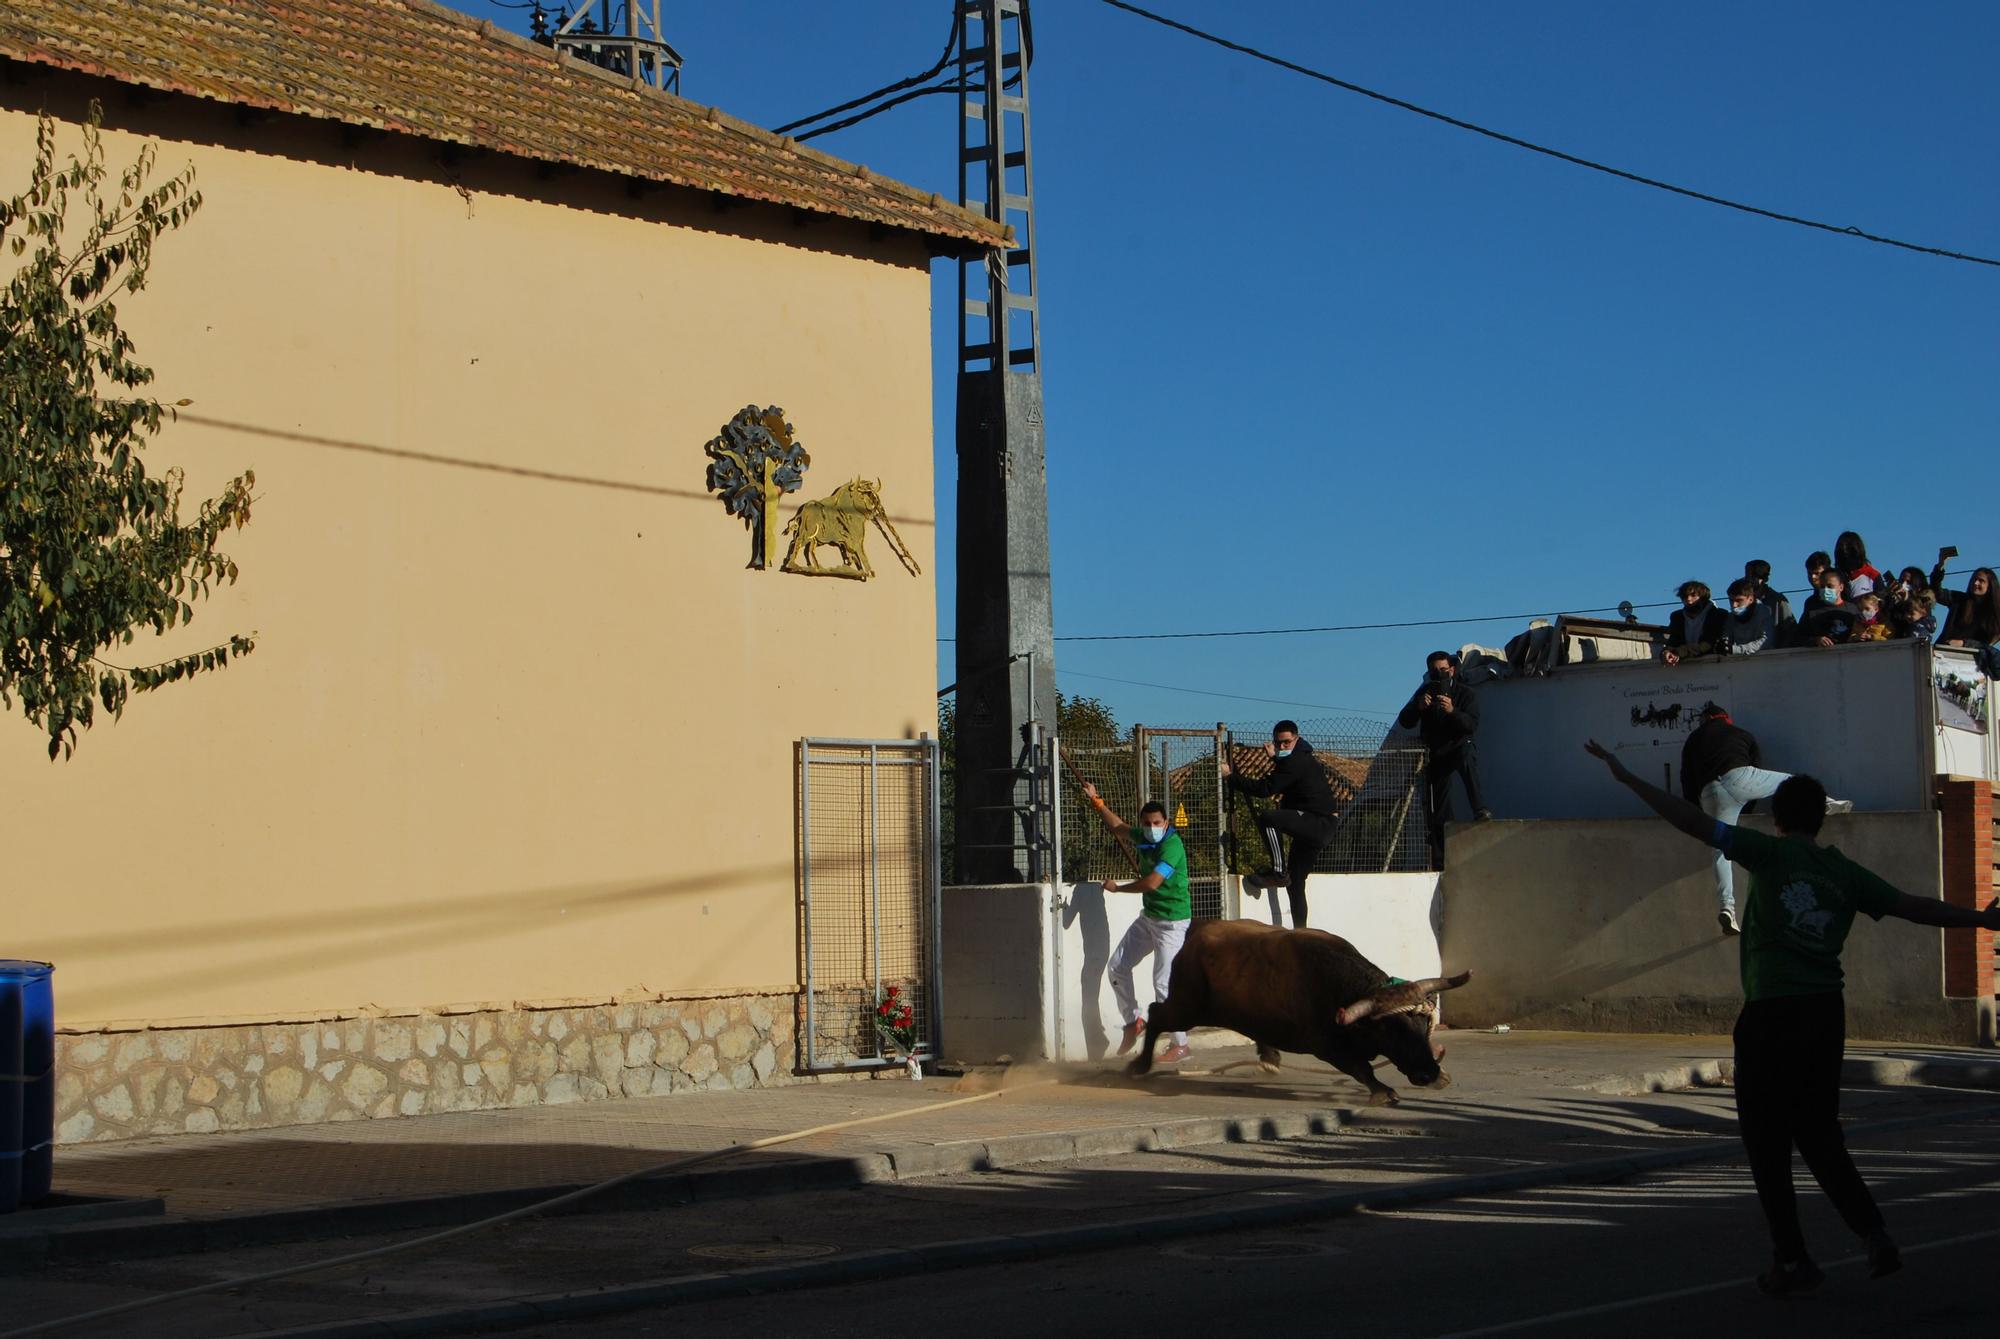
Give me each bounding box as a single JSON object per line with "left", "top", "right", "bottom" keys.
{"left": 1109, "top": 914, "right": 1190, "bottom": 1046}
{"left": 1698, "top": 766, "right": 1847, "bottom": 915}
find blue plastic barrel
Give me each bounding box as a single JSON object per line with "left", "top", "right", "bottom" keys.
{"left": 0, "top": 968, "right": 21, "bottom": 1213}
{"left": 0, "top": 960, "right": 54, "bottom": 1213}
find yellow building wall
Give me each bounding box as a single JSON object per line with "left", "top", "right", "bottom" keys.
{"left": 1, "top": 86, "right": 943, "bottom": 1028}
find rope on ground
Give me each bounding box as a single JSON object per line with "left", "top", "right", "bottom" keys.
{"left": 2, "top": 1078, "right": 1061, "bottom": 1339}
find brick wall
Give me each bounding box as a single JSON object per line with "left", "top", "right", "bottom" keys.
{"left": 1937, "top": 777, "right": 1996, "bottom": 1000}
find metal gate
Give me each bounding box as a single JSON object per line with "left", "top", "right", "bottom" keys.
{"left": 796, "top": 738, "right": 942, "bottom": 1072}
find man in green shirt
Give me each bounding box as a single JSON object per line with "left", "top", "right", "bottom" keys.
{"left": 1584, "top": 738, "right": 2000, "bottom": 1297}
{"left": 1081, "top": 782, "right": 1194, "bottom": 1064}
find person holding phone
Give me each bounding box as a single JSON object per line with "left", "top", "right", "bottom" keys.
{"left": 1930, "top": 547, "right": 2000, "bottom": 648}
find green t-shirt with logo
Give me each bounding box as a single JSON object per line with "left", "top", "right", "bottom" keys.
{"left": 1718, "top": 825, "right": 1900, "bottom": 1002}
{"left": 1130, "top": 828, "right": 1191, "bottom": 921}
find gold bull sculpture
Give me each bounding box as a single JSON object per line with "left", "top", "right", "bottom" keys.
{"left": 781, "top": 476, "right": 921, "bottom": 581}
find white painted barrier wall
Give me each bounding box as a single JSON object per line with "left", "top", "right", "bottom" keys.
{"left": 941, "top": 873, "right": 1443, "bottom": 1065}
{"left": 1473, "top": 638, "right": 1941, "bottom": 821}
{"left": 1439, "top": 811, "right": 1991, "bottom": 1045}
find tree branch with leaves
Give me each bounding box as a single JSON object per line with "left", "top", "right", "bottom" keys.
{"left": 0, "top": 106, "right": 255, "bottom": 759}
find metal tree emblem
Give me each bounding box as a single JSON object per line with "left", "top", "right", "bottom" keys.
{"left": 703, "top": 405, "right": 810, "bottom": 569}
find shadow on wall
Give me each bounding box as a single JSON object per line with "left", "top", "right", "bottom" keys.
{"left": 183, "top": 413, "right": 713, "bottom": 503}
{"left": 34, "top": 862, "right": 792, "bottom": 1020}
{"left": 1062, "top": 882, "right": 1111, "bottom": 1061}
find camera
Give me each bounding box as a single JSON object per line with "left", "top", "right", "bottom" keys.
{"left": 1422, "top": 670, "right": 1454, "bottom": 703}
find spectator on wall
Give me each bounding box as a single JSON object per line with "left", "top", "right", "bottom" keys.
{"left": 1723, "top": 578, "right": 1778, "bottom": 655}
{"left": 1663, "top": 581, "right": 1727, "bottom": 665}
{"left": 1796, "top": 567, "right": 1856, "bottom": 647}
{"left": 1834, "top": 531, "right": 1881, "bottom": 597}
{"left": 1931, "top": 563, "right": 2000, "bottom": 649}
{"left": 1889, "top": 589, "right": 1938, "bottom": 642}
{"left": 1744, "top": 559, "right": 1796, "bottom": 646}
{"left": 1849, "top": 591, "right": 1889, "bottom": 641}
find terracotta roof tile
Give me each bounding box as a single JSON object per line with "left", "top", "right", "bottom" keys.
{"left": 0, "top": 0, "right": 1009, "bottom": 251}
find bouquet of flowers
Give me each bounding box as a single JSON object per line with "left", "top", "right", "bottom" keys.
{"left": 875, "top": 985, "right": 918, "bottom": 1056}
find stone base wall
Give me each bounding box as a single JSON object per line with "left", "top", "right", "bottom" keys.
{"left": 54, "top": 992, "right": 799, "bottom": 1144}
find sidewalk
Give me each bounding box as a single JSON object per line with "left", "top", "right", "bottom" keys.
{"left": 7, "top": 1030, "right": 1997, "bottom": 1268}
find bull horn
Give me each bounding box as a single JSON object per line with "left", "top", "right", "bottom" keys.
{"left": 1405, "top": 970, "right": 1473, "bottom": 997}
{"left": 1336, "top": 970, "right": 1472, "bottom": 1026}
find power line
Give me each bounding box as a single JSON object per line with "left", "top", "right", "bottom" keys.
{"left": 794, "top": 83, "right": 968, "bottom": 144}
{"left": 773, "top": 11, "right": 962, "bottom": 135}
{"left": 1057, "top": 668, "right": 1395, "bottom": 718}
{"left": 937, "top": 564, "right": 1993, "bottom": 645}
{"left": 774, "top": 6, "right": 1031, "bottom": 144}
{"left": 1098, "top": 0, "right": 2000, "bottom": 269}
{"left": 937, "top": 600, "right": 1676, "bottom": 644}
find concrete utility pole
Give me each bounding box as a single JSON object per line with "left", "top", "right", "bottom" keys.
{"left": 954, "top": 0, "right": 1056, "bottom": 883}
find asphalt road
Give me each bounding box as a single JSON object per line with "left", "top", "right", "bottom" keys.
{"left": 7, "top": 1083, "right": 1997, "bottom": 1338}
{"left": 491, "top": 1116, "right": 2000, "bottom": 1339}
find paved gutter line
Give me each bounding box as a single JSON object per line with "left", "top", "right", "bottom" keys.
{"left": 231, "top": 1101, "right": 2000, "bottom": 1339}
{"left": 0, "top": 1107, "right": 1355, "bottom": 1271}
{"left": 1586, "top": 1054, "right": 2000, "bottom": 1095}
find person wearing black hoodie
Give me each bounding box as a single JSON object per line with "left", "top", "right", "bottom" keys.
{"left": 1397, "top": 651, "right": 1490, "bottom": 868}
{"left": 1220, "top": 720, "right": 1339, "bottom": 929}
{"left": 1663, "top": 581, "right": 1728, "bottom": 666}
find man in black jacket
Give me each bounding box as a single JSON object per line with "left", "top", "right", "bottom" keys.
{"left": 1743, "top": 559, "right": 1796, "bottom": 646}
{"left": 1220, "top": 720, "right": 1339, "bottom": 929}
{"left": 1682, "top": 702, "right": 1851, "bottom": 936}
{"left": 1398, "top": 651, "right": 1490, "bottom": 868}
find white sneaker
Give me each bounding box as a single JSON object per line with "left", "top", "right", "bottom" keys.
{"left": 1718, "top": 910, "right": 1741, "bottom": 936}
{"left": 1825, "top": 799, "right": 1854, "bottom": 814}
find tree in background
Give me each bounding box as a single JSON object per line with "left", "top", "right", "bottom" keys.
{"left": 938, "top": 690, "right": 1122, "bottom": 884}
{"left": 0, "top": 108, "right": 255, "bottom": 759}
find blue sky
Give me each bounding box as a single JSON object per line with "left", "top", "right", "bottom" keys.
{"left": 460, "top": 1, "right": 1997, "bottom": 729}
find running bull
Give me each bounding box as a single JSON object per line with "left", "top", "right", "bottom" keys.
{"left": 1130, "top": 920, "right": 1472, "bottom": 1105}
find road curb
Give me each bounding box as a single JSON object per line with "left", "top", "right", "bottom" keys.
{"left": 0, "top": 1105, "right": 1354, "bottom": 1271}
{"left": 233, "top": 1100, "right": 2000, "bottom": 1339}
{"left": 1586, "top": 1054, "right": 2000, "bottom": 1097}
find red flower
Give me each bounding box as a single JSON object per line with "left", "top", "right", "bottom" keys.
{"left": 878, "top": 1002, "right": 892, "bottom": 1016}
{"left": 885, "top": 985, "right": 899, "bottom": 999}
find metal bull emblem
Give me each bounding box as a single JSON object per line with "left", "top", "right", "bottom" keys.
{"left": 782, "top": 476, "right": 921, "bottom": 581}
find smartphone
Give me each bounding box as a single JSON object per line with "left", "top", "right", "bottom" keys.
{"left": 1939, "top": 545, "right": 1960, "bottom": 561}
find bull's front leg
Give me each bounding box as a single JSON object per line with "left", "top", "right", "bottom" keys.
{"left": 1326, "top": 1052, "right": 1399, "bottom": 1106}
{"left": 1126, "top": 1015, "right": 1167, "bottom": 1077}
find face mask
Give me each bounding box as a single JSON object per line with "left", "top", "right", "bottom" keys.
{"left": 1274, "top": 746, "right": 1293, "bottom": 759}
{"left": 1731, "top": 602, "right": 1753, "bottom": 618}
{"left": 1143, "top": 825, "right": 1167, "bottom": 842}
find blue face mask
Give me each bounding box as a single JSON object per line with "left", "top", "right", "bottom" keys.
{"left": 1275, "top": 747, "right": 1293, "bottom": 759}
{"left": 1143, "top": 825, "right": 1167, "bottom": 843}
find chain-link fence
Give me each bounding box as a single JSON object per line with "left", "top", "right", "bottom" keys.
{"left": 1054, "top": 717, "right": 1434, "bottom": 886}
{"left": 1055, "top": 727, "right": 1229, "bottom": 918}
